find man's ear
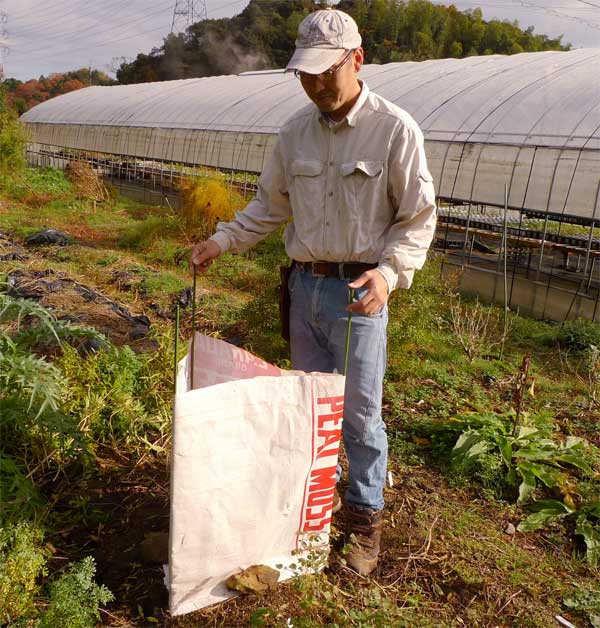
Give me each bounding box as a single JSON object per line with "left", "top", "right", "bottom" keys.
{"left": 353, "top": 47, "right": 365, "bottom": 72}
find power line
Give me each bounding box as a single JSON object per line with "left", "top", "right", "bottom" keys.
{"left": 10, "top": 3, "right": 174, "bottom": 58}
{"left": 574, "top": 0, "right": 600, "bottom": 8}
{"left": 9, "top": 0, "right": 245, "bottom": 58}
{"left": 4, "top": 21, "right": 172, "bottom": 69}
{"left": 2, "top": 0, "right": 246, "bottom": 77}
{"left": 9, "top": 0, "right": 171, "bottom": 40}
{"left": 8, "top": 0, "right": 89, "bottom": 22}
{"left": 442, "top": 0, "right": 600, "bottom": 29}
{"left": 516, "top": 0, "right": 600, "bottom": 31}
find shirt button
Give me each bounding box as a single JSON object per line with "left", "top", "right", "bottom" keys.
{"left": 329, "top": 191, "right": 333, "bottom": 197}
{"left": 325, "top": 221, "right": 330, "bottom": 226}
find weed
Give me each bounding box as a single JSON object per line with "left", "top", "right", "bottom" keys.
{"left": 40, "top": 556, "right": 114, "bottom": 628}
{"left": 559, "top": 319, "right": 600, "bottom": 353}
{"left": 0, "top": 525, "right": 113, "bottom": 627}
{"left": 0, "top": 166, "right": 73, "bottom": 204}
{"left": 583, "top": 345, "right": 600, "bottom": 409}
{"left": 141, "top": 269, "right": 187, "bottom": 297}
{"left": 440, "top": 409, "right": 600, "bottom": 563}
{"left": 563, "top": 586, "right": 600, "bottom": 627}
{"left": 118, "top": 214, "right": 181, "bottom": 250}
{"left": 0, "top": 454, "right": 42, "bottom": 522}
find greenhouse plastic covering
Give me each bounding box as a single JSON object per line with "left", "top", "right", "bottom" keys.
{"left": 22, "top": 49, "right": 600, "bottom": 219}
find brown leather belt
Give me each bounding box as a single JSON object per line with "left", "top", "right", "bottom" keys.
{"left": 294, "top": 260, "right": 378, "bottom": 280}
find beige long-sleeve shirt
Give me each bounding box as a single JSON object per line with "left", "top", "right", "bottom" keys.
{"left": 210, "top": 82, "right": 437, "bottom": 292}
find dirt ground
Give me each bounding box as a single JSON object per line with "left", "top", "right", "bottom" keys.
{"left": 44, "top": 450, "right": 593, "bottom": 628}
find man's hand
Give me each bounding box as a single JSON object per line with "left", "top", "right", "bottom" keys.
{"left": 190, "top": 239, "right": 221, "bottom": 273}
{"left": 347, "top": 270, "right": 389, "bottom": 316}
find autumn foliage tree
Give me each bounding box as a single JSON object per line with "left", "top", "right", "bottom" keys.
{"left": 3, "top": 68, "right": 115, "bottom": 114}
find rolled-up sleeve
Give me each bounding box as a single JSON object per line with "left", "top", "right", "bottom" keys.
{"left": 210, "top": 140, "right": 292, "bottom": 254}
{"left": 376, "top": 122, "right": 437, "bottom": 293}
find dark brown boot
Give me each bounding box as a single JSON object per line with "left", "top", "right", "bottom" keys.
{"left": 345, "top": 505, "right": 383, "bottom": 576}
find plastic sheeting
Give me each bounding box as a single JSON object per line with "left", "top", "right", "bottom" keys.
{"left": 22, "top": 49, "right": 600, "bottom": 218}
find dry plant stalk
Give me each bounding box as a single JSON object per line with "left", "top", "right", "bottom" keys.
{"left": 449, "top": 296, "right": 510, "bottom": 362}
{"left": 66, "top": 160, "right": 108, "bottom": 202}
{"left": 512, "top": 354, "right": 530, "bottom": 434}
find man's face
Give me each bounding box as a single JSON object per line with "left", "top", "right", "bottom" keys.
{"left": 297, "top": 48, "right": 364, "bottom": 115}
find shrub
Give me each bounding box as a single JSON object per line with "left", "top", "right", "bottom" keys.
{"left": 0, "top": 87, "right": 27, "bottom": 172}
{"left": 177, "top": 170, "right": 244, "bottom": 235}
{"left": 58, "top": 340, "right": 172, "bottom": 445}
{"left": 0, "top": 294, "right": 101, "bottom": 476}
{"left": 0, "top": 522, "right": 47, "bottom": 625}
{"left": 448, "top": 296, "right": 509, "bottom": 362}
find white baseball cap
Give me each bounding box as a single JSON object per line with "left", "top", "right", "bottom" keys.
{"left": 286, "top": 8, "right": 362, "bottom": 75}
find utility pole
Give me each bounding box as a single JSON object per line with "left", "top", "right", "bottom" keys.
{"left": 171, "top": 0, "right": 207, "bottom": 34}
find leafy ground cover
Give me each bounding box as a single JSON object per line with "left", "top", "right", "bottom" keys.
{"left": 1, "top": 165, "right": 599, "bottom": 627}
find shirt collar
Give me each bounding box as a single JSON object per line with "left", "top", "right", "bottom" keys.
{"left": 345, "top": 80, "right": 369, "bottom": 127}
{"left": 318, "top": 80, "right": 370, "bottom": 129}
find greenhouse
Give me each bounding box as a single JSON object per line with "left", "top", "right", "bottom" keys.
{"left": 21, "top": 48, "right": 600, "bottom": 321}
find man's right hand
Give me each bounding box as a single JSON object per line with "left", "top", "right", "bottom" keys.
{"left": 190, "top": 239, "right": 221, "bottom": 273}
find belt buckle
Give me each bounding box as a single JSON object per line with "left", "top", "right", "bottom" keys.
{"left": 310, "top": 262, "right": 326, "bottom": 277}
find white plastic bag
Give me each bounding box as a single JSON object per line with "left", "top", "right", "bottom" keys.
{"left": 169, "top": 333, "right": 345, "bottom": 615}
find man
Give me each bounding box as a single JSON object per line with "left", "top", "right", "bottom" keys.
{"left": 191, "top": 8, "right": 436, "bottom": 575}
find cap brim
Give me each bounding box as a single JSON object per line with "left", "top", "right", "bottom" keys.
{"left": 285, "top": 47, "right": 345, "bottom": 74}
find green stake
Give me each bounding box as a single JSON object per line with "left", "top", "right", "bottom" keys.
{"left": 190, "top": 268, "right": 197, "bottom": 390}
{"left": 174, "top": 303, "right": 180, "bottom": 394}
{"left": 343, "top": 288, "right": 355, "bottom": 377}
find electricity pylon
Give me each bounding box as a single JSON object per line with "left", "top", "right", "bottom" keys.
{"left": 171, "top": 0, "right": 208, "bottom": 34}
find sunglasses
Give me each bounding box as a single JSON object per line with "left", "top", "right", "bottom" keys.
{"left": 294, "top": 49, "right": 355, "bottom": 81}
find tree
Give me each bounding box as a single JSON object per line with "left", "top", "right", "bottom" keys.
{"left": 2, "top": 69, "right": 116, "bottom": 113}
{"left": 112, "top": 0, "right": 570, "bottom": 84}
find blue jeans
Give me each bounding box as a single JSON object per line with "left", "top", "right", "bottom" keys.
{"left": 288, "top": 267, "right": 388, "bottom": 511}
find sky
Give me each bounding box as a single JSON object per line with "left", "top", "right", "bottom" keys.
{"left": 0, "top": 0, "right": 599, "bottom": 81}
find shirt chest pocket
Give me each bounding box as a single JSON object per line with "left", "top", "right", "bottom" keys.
{"left": 288, "top": 159, "right": 325, "bottom": 234}
{"left": 339, "top": 160, "right": 384, "bottom": 220}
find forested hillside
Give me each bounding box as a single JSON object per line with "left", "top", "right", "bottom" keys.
{"left": 117, "top": 0, "right": 569, "bottom": 84}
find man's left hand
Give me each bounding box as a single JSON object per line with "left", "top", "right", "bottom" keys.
{"left": 347, "top": 270, "right": 389, "bottom": 316}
